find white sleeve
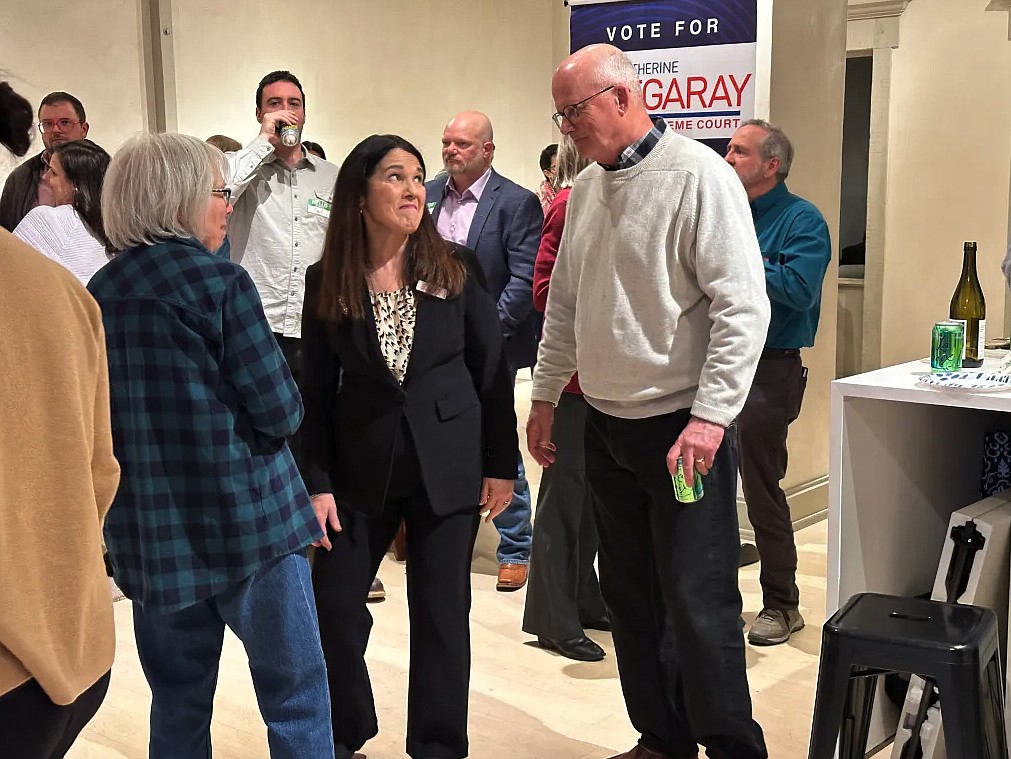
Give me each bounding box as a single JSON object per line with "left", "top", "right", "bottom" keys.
{"left": 227, "top": 138, "right": 276, "bottom": 202}
{"left": 690, "top": 163, "right": 771, "bottom": 426}
{"left": 530, "top": 198, "right": 579, "bottom": 406}
{"left": 13, "top": 207, "right": 64, "bottom": 263}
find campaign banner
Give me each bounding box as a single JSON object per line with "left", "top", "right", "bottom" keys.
{"left": 569, "top": 0, "right": 757, "bottom": 147}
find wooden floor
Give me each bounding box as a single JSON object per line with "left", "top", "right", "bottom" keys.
{"left": 70, "top": 376, "right": 829, "bottom": 759}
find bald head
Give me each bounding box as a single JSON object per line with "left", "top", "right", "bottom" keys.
{"left": 445, "top": 110, "right": 494, "bottom": 143}
{"left": 554, "top": 44, "right": 643, "bottom": 107}
{"left": 441, "top": 110, "right": 495, "bottom": 191}
{"left": 551, "top": 44, "right": 652, "bottom": 165}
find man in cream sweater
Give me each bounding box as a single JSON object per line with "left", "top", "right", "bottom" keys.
{"left": 527, "top": 45, "right": 770, "bottom": 759}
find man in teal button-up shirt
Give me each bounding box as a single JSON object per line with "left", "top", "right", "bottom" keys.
{"left": 726, "top": 120, "right": 832, "bottom": 647}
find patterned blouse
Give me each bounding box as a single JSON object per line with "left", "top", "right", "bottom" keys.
{"left": 371, "top": 286, "right": 417, "bottom": 384}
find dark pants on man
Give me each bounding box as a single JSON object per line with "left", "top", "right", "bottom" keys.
{"left": 274, "top": 333, "right": 303, "bottom": 462}
{"left": 0, "top": 671, "right": 111, "bottom": 759}
{"left": 585, "top": 406, "right": 767, "bottom": 759}
{"left": 312, "top": 421, "right": 481, "bottom": 759}
{"left": 522, "top": 392, "right": 607, "bottom": 641}
{"left": 737, "top": 351, "right": 807, "bottom": 611}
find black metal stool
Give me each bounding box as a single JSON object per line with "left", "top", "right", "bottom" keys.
{"left": 808, "top": 592, "right": 1007, "bottom": 759}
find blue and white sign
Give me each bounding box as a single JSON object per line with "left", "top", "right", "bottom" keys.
{"left": 569, "top": 0, "right": 758, "bottom": 144}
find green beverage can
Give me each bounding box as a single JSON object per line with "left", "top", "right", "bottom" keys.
{"left": 931, "top": 320, "right": 965, "bottom": 373}
{"left": 673, "top": 457, "right": 704, "bottom": 503}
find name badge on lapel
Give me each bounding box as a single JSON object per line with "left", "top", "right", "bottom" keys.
{"left": 417, "top": 280, "right": 448, "bottom": 299}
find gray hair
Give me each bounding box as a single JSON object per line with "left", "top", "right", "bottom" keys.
{"left": 553, "top": 135, "right": 591, "bottom": 190}
{"left": 741, "top": 119, "right": 794, "bottom": 181}
{"left": 594, "top": 49, "right": 643, "bottom": 107}
{"left": 103, "top": 132, "right": 228, "bottom": 250}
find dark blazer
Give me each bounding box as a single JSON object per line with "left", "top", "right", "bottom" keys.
{"left": 300, "top": 245, "right": 518, "bottom": 517}
{"left": 425, "top": 169, "right": 543, "bottom": 370}
{"left": 0, "top": 152, "right": 45, "bottom": 232}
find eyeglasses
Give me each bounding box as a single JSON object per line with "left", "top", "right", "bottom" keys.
{"left": 551, "top": 85, "right": 616, "bottom": 129}
{"left": 211, "top": 188, "right": 232, "bottom": 204}
{"left": 38, "top": 119, "right": 83, "bottom": 133}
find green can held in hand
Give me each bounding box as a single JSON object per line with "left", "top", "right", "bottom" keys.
{"left": 673, "top": 457, "right": 704, "bottom": 503}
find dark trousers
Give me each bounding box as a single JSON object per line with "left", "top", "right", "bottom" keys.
{"left": 522, "top": 392, "right": 606, "bottom": 640}
{"left": 0, "top": 671, "right": 111, "bottom": 759}
{"left": 273, "top": 333, "right": 303, "bottom": 463}
{"left": 737, "top": 353, "right": 807, "bottom": 611}
{"left": 312, "top": 421, "right": 481, "bottom": 759}
{"left": 585, "top": 407, "right": 767, "bottom": 759}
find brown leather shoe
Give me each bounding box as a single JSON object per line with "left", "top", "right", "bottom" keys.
{"left": 607, "top": 746, "right": 694, "bottom": 759}
{"left": 390, "top": 521, "right": 407, "bottom": 562}
{"left": 367, "top": 576, "right": 386, "bottom": 602}
{"left": 496, "top": 562, "right": 528, "bottom": 591}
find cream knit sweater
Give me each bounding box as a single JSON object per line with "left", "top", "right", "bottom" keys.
{"left": 531, "top": 128, "right": 770, "bottom": 426}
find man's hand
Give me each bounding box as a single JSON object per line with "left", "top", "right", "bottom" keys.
{"left": 526, "top": 400, "right": 557, "bottom": 467}
{"left": 310, "top": 493, "right": 342, "bottom": 551}
{"left": 258, "top": 110, "right": 299, "bottom": 147}
{"left": 667, "top": 417, "right": 726, "bottom": 488}
{"left": 479, "top": 477, "right": 515, "bottom": 523}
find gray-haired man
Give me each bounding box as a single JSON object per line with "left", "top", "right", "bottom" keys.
{"left": 725, "top": 120, "right": 832, "bottom": 647}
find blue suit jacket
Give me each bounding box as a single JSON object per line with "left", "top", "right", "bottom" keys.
{"left": 426, "top": 169, "right": 543, "bottom": 370}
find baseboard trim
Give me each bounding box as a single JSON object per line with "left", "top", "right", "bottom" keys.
{"left": 737, "top": 474, "right": 829, "bottom": 538}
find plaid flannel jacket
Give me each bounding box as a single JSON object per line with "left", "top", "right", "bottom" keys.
{"left": 87, "top": 237, "right": 322, "bottom": 612}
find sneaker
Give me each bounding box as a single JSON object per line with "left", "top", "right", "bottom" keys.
{"left": 367, "top": 577, "right": 386, "bottom": 602}
{"left": 748, "top": 608, "right": 804, "bottom": 646}
{"left": 108, "top": 577, "right": 127, "bottom": 603}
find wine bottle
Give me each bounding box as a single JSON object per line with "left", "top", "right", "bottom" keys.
{"left": 949, "top": 241, "right": 986, "bottom": 368}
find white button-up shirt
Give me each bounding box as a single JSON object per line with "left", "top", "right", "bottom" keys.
{"left": 227, "top": 139, "right": 339, "bottom": 338}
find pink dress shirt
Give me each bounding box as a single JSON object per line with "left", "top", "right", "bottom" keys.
{"left": 435, "top": 169, "right": 493, "bottom": 245}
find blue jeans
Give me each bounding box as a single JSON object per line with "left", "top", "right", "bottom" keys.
{"left": 132, "top": 553, "right": 334, "bottom": 759}
{"left": 493, "top": 453, "right": 532, "bottom": 564}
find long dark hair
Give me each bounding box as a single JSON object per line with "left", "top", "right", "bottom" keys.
{"left": 317, "top": 134, "right": 465, "bottom": 322}
{"left": 0, "top": 80, "right": 34, "bottom": 157}
{"left": 52, "top": 139, "right": 112, "bottom": 253}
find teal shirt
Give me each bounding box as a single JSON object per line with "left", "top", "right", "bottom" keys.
{"left": 751, "top": 182, "right": 832, "bottom": 349}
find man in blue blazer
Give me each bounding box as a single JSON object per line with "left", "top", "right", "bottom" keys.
{"left": 426, "top": 110, "right": 543, "bottom": 591}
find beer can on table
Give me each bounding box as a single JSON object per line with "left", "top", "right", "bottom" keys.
{"left": 931, "top": 320, "right": 965, "bottom": 373}
{"left": 673, "top": 457, "right": 704, "bottom": 503}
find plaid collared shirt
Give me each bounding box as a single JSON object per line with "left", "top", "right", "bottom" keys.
{"left": 88, "top": 238, "right": 322, "bottom": 612}
{"left": 602, "top": 117, "right": 668, "bottom": 171}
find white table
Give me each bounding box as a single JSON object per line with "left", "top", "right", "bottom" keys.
{"left": 828, "top": 353, "right": 1011, "bottom": 753}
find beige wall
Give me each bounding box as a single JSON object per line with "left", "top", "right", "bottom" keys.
{"left": 170, "top": 0, "right": 558, "bottom": 190}
{"left": 766, "top": 0, "right": 847, "bottom": 507}
{"left": 0, "top": 1, "right": 559, "bottom": 191}
{"left": 0, "top": 0, "right": 148, "bottom": 179}
{"left": 878, "top": 0, "right": 1011, "bottom": 365}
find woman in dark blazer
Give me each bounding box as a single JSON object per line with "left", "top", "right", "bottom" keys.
{"left": 301, "top": 133, "right": 518, "bottom": 759}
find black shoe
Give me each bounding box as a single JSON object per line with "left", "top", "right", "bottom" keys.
{"left": 536, "top": 635, "right": 605, "bottom": 662}
{"left": 739, "top": 542, "right": 761, "bottom": 568}
{"left": 581, "top": 616, "right": 611, "bottom": 632}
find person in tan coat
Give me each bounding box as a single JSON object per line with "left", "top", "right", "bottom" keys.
{"left": 0, "top": 77, "right": 120, "bottom": 758}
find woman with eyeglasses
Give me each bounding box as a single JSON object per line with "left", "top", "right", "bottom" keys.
{"left": 0, "top": 78, "right": 119, "bottom": 758}
{"left": 87, "top": 132, "right": 335, "bottom": 759}
{"left": 13, "top": 139, "right": 112, "bottom": 284}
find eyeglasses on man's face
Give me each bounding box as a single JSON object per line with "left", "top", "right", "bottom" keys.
{"left": 551, "top": 85, "right": 616, "bottom": 130}
{"left": 38, "top": 119, "right": 83, "bottom": 133}
{"left": 211, "top": 187, "right": 232, "bottom": 205}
